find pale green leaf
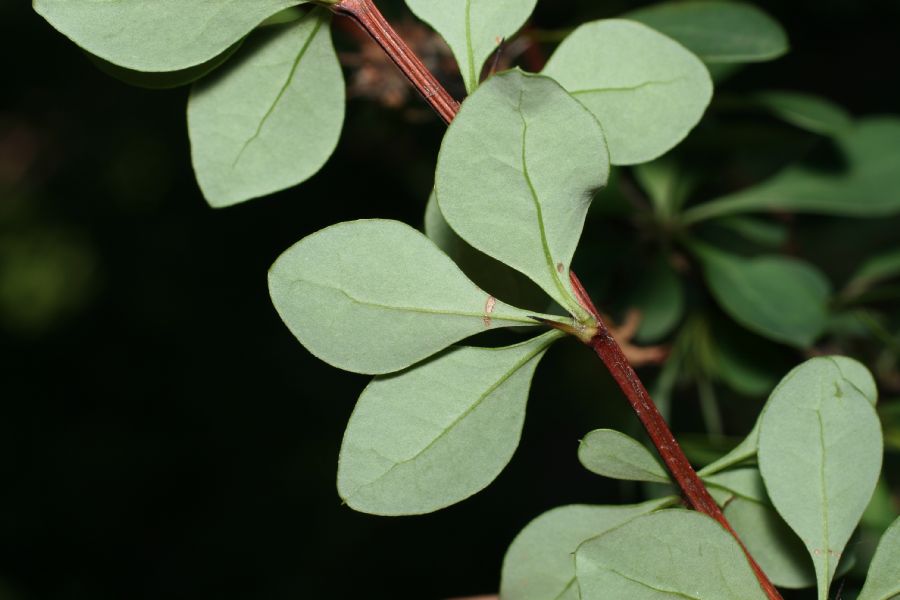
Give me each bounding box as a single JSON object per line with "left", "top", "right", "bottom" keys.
{"left": 724, "top": 497, "right": 815, "bottom": 589}
{"left": 500, "top": 498, "right": 676, "bottom": 600}
{"left": 188, "top": 11, "right": 344, "bottom": 207}
{"left": 704, "top": 467, "right": 767, "bottom": 503}
{"left": 424, "top": 192, "right": 547, "bottom": 311}
{"left": 699, "top": 356, "right": 877, "bottom": 476}
{"left": 544, "top": 19, "right": 712, "bottom": 165}
{"left": 404, "top": 0, "right": 537, "bottom": 93}
{"left": 626, "top": 1, "right": 788, "bottom": 64}
{"left": 578, "top": 429, "right": 669, "bottom": 483}
{"left": 758, "top": 357, "right": 883, "bottom": 599}
{"left": 34, "top": 0, "right": 304, "bottom": 71}
{"left": 575, "top": 509, "right": 769, "bottom": 600}
{"left": 858, "top": 517, "right": 900, "bottom": 600}
{"left": 337, "top": 331, "right": 562, "bottom": 515}
{"left": 435, "top": 70, "right": 609, "bottom": 316}
{"left": 755, "top": 91, "right": 853, "bottom": 137}
{"left": 683, "top": 118, "right": 900, "bottom": 223}
{"left": 88, "top": 42, "right": 242, "bottom": 90}
{"left": 269, "top": 220, "right": 548, "bottom": 375}
{"left": 693, "top": 244, "right": 831, "bottom": 347}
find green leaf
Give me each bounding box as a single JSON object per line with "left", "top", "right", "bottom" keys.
{"left": 34, "top": 0, "right": 304, "bottom": 71}
{"left": 575, "top": 510, "right": 769, "bottom": 600}
{"left": 578, "top": 429, "right": 669, "bottom": 484}
{"left": 714, "top": 216, "right": 789, "bottom": 249}
{"left": 693, "top": 244, "right": 831, "bottom": 348}
{"left": 758, "top": 357, "right": 884, "bottom": 599}
{"left": 544, "top": 19, "right": 712, "bottom": 166}
{"left": 424, "top": 192, "right": 547, "bottom": 311}
{"left": 188, "top": 12, "right": 344, "bottom": 207}
{"left": 683, "top": 118, "right": 900, "bottom": 223}
{"left": 699, "top": 356, "right": 877, "bottom": 476}
{"left": 500, "top": 498, "right": 676, "bottom": 600}
{"left": 627, "top": 257, "right": 685, "bottom": 343}
{"left": 755, "top": 91, "right": 853, "bottom": 137}
{"left": 703, "top": 467, "right": 767, "bottom": 503}
{"left": 435, "top": 70, "right": 609, "bottom": 316}
{"left": 404, "top": 0, "right": 536, "bottom": 93}
{"left": 846, "top": 247, "right": 900, "bottom": 296}
{"left": 337, "top": 331, "right": 561, "bottom": 515}
{"left": 626, "top": 1, "right": 788, "bottom": 64}
{"left": 633, "top": 157, "right": 698, "bottom": 218}
{"left": 858, "top": 517, "right": 900, "bottom": 600}
{"left": 269, "top": 220, "right": 548, "bottom": 375}
{"left": 724, "top": 497, "right": 816, "bottom": 589}
{"left": 88, "top": 42, "right": 242, "bottom": 90}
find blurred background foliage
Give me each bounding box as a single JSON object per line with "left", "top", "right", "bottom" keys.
{"left": 1, "top": 0, "right": 899, "bottom": 598}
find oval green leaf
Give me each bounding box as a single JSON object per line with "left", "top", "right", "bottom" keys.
{"left": 683, "top": 118, "right": 900, "bottom": 223}
{"left": 269, "top": 220, "right": 547, "bottom": 375}
{"left": 755, "top": 91, "right": 853, "bottom": 137}
{"left": 500, "top": 498, "right": 676, "bottom": 600}
{"left": 34, "top": 0, "right": 304, "bottom": 71}
{"left": 693, "top": 244, "right": 831, "bottom": 348}
{"left": 704, "top": 467, "right": 767, "bottom": 504}
{"left": 435, "top": 70, "right": 609, "bottom": 316}
{"left": 858, "top": 516, "right": 900, "bottom": 600}
{"left": 575, "top": 509, "right": 769, "bottom": 600}
{"left": 758, "top": 357, "right": 883, "bottom": 598}
{"left": 404, "top": 0, "right": 537, "bottom": 93}
{"left": 337, "top": 331, "right": 561, "bottom": 515}
{"left": 543, "top": 19, "right": 712, "bottom": 166}
{"left": 578, "top": 429, "right": 669, "bottom": 484}
{"left": 188, "top": 11, "right": 344, "bottom": 207}
{"left": 626, "top": 1, "right": 788, "bottom": 64}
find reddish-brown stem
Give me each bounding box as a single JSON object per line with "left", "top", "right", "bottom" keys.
{"left": 573, "top": 277, "right": 783, "bottom": 600}
{"left": 331, "top": 0, "right": 460, "bottom": 124}
{"left": 331, "top": 3, "right": 782, "bottom": 598}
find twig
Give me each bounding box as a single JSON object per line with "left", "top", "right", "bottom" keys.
{"left": 330, "top": 2, "right": 783, "bottom": 597}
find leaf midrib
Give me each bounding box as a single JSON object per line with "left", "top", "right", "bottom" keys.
{"left": 232, "top": 15, "right": 324, "bottom": 168}
{"left": 346, "top": 338, "right": 553, "bottom": 500}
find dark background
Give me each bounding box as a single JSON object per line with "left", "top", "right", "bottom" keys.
{"left": 2, "top": 1, "right": 899, "bottom": 598}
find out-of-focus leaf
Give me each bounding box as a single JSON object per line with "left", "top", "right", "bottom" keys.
{"left": 435, "top": 70, "right": 609, "bottom": 316}
{"left": 188, "top": 12, "right": 344, "bottom": 206}
{"left": 758, "top": 357, "right": 883, "bottom": 598}
{"left": 626, "top": 1, "right": 788, "bottom": 64}
{"left": 575, "top": 510, "right": 768, "bottom": 600}
{"left": 337, "top": 331, "right": 561, "bottom": 515}
{"left": 632, "top": 157, "right": 698, "bottom": 218}
{"left": 693, "top": 244, "right": 831, "bottom": 348}
{"left": 684, "top": 118, "right": 900, "bottom": 223}
{"left": 500, "top": 498, "right": 675, "bottom": 600}
{"left": 578, "top": 429, "right": 670, "bottom": 484}
{"left": 404, "top": 0, "right": 537, "bottom": 93}
{"left": 627, "top": 256, "right": 685, "bottom": 343}
{"left": 34, "top": 0, "right": 303, "bottom": 71}
{"left": 544, "top": 19, "right": 712, "bottom": 166}
{"left": 268, "top": 220, "right": 548, "bottom": 375}
{"left": 846, "top": 247, "right": 900, "bottom": 296}
{"left": 858, "top": 517, "right": 900, "bottom": 600}
{"left": 714, "top": 216, "right": 789, "bottom": 249}
{"left": 755, "top": 91, "right": 853, "bottom": 136}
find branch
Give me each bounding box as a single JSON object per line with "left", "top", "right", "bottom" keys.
{"left": 330, "top": 0, "right": 459, "bottom": 124}
{"left": 331, "top": 2, "right": 783, "bottom": 598}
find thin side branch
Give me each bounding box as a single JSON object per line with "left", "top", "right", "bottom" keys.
{"left": 331, "top": 3, "right": 783, "bottom": 598}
